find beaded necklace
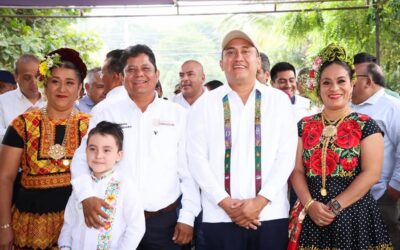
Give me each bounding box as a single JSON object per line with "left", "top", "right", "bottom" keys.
{"left": 41, "top": 106, "right": 76, "bottom": 166}
{"left": 319, "top": 108, "right": 350, "bottom": 196}
{"left": 223, "top": 89, "right": 262, "bottom": 195}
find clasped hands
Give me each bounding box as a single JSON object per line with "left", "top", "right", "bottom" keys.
{"left": 307, "top": 200, "right": 335, "bottom": 227}
{"left": 218, "top": 195, "right": 269, "bottom": 230}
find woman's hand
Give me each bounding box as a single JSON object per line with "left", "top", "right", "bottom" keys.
{"left": 0, "top": 227, "right": 13, "bottom": 250}
{"left": 307, "top": 201, "right": 335, "bottom": 227}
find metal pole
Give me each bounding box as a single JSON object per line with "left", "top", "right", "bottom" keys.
{"left": 375, "top": 0, "right": 381, "bottom": 64}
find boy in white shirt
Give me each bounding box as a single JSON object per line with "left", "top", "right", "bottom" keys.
{"left": 58, "top": 121, "right": 145, "bottom": 249}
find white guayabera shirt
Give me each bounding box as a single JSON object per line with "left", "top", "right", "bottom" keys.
{"left": 187, "top": 82, "right": 298, "bottom": 223}
{"left": 0, "top": 87, "right": 46, "bottom": 142}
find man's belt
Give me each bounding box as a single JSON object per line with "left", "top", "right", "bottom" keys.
{"left": 144, "top": 200, "right": 179, "bottom": 219}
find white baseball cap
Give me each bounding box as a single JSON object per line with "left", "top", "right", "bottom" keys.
{"left": 221, "top": 30, "right": 258, "bottom": 51}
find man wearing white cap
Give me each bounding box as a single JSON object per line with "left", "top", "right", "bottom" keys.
{"left": 186, "top": 30, "right": 298, "bottom": 249}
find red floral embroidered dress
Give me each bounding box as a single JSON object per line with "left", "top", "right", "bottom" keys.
{"left": 297, "top": 112, "right": 393, "bottom": 249}
{"left": 2, "top": 109, "right": 90, "bottom": 250}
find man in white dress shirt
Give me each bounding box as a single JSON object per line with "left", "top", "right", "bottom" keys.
{"left": 0, "top": 54, "right": 46, "bottom": 142}
{"left": 351, "top": 57, "right": 400, "bottom": 249}
{"left": 186, "top": 30, "right": 297, "bottom": 250}
{"left": 256, "top": 52, "right": 271, "bottom": 86}
{"left": 171, "top": 60, "right": 206, "bottom": 109}
{"left": 71, "top": 44, "right": 200, "bottom": 250}
{"left": 99, "top": 49, "right": 128, "bottom": 101}
{"left": 270, "top": 62, "right": 314, "bottom": 122}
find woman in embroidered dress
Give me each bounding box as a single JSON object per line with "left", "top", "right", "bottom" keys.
{"left": 0, "top": 48, "right": 90, "bottom": 250}
{"left": 289, "top": 44, "right": 393, "bottom": 249}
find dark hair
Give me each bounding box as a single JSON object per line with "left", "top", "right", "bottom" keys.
{"left": 106, "top": 49, "right": 124, "bottom": 75}
{"left": 259, "top": 52, "right": 270, "bottom": 73}
{"left": 14, "top": 54, "right": 39, "bottom": 75}
{"left": 204, "top": 80, "right": 223, "bottom": 90}
{"left": 366, "top": 63, "right": 385, "bottom": 87}
{"left": 120, "top": 45, "right": 157, "bottom": 73}
{"left": 87, "top": 121, "right": 124, "bottom": 151}
{"left": 55, "top": 61, "right": 84, "bottom": 84}
{"left": 354, "top": 52, "right": 377, "bottom": 65}
{"left": 270, "top": 62, "right": 296, "bottom": 82}
{"left": 319, "top": 60, "right": 353, "bottom": 80}
{"left": 47, "top": 48, "right": 87, "bottom": 82}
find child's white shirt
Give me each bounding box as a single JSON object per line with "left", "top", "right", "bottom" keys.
{"left": 58, "top": 169, "right": 145, "bottom": 249}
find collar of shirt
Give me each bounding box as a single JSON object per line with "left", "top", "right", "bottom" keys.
{"left": 81, "top": 95, "right": 94, "bottom": 107}
{"left": 219, "top": 81, "right": 263, "bottom": 101}
{"left": 127, "top": 92, "right": 160, "bottom": 113}
{"left": 106, "top": 85, "right": 125, "bottom": 98}
{"left": 16, "top": 87, "right": 44, "bottom": 104}
{"left": 90, "top": 168, "right": 116, "bottom": 183}
{"left": 356, "top": 88, "right": 385, "bottom": 106}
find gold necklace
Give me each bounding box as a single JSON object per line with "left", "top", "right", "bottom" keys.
{"left": 319, "top": 108, "right": 350, "bottom": 196}
{"left": 42, "top": 107, "right": 76, "bottom": 166}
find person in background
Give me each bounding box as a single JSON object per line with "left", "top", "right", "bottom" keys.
{"left": 174, "top": 83, "right": 181, "bottom": 95}
{"left": 204, "top": 80, "right": 223, "bottom": 91}
{"left": 290, "top": 44, "right": 392, "bottom": 249}
{"left": 256, "top": 52, "right": 271, "bottom": 86}
{"left": 353, "top": 52, "right": 400, "bottom": 99}
{"left": 271, "top": 62, "right": 314, "bottom": 122}
{"left": 187, "top": 30, "right": 297, "bottom": 250}
{"left": 0, "top": 70, "right": 17, "bottom": 94}
{"left": 99, "top": 49, "right": 127, "bottom": 100}
{"left": 296, "top": 67, "right": 310, "bottom": 97}
{"left": 0, "top": 48, "right": 90, "bottom": 249}
{"left": 351, "top": 59, "right": 400, "bottom": 249}
{"left": 77, "top": 67, "right": 105, "bottom": 113}
{"left": 58, "top": 121, "right": 145, "bottom": 249}
{"left": 171, "top": 60, "right": 206, "bottom": 109}
{"left": 0, "top": 55, "right": 46, "bottom": 143}
{"left": 155, "top": 80, "right": 164, "bottom": 98}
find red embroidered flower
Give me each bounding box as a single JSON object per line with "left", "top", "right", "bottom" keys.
{"left": 335, "top": 120, "right": 362, "bottom": 149}
{"left": 309, "top": 148, "right": 339, "bottom": 175}
{"left": 304, "top": 158, "right": 310, "bottom": 170}
{"left": 358, "top": 113, "right": 369, "bottom": 121}
{"left": 302, "top": 120, "right": 323, "bottom": 149}
{"left": 340, "top": 157, "right": 358, "bottom": 171}
{"left": 302, "top": 115, "right": 315, "bottom": 122}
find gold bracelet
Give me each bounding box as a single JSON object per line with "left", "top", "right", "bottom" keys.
{"left": 0, "top": 223, "right": 11, "bottom": 229}
{"left": 304, "top": 198, "right": 315, "bottom": 213}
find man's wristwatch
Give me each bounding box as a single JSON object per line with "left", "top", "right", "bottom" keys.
{"left": 327, "top": 199, "right": 342, "bottom": 216}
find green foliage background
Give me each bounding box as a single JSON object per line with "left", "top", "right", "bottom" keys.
{"left": 1, "top": 2, "right": 398, "bottom": 93}
{"left": 224, "top": 0, "right": 399, "bottom": 91}
{"left": 0, "top": 9, "right": 103, "bottom": 72}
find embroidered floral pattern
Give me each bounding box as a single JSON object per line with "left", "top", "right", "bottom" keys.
{"left": 301, "top": 113, "right": 366, "bottom": 177}
{"left": 97, "top": 177, "right": 120, "bottom": 250}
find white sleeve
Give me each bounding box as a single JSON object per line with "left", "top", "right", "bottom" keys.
{"left": 176, "top": 110, "right": 201, "bottom": 226}
{"left": 70, "top": 113, "right": 99, "bottom": 202}
{"left": 118, "top": 182, "right": 145, "bottom": 250}
{"left": 186, "top": 97, "right": 230, "bottom": 206}
{"left": 258, "top": 96, "right": 298, "bottom": 202}
{"left": 0, "top": 100, "right": 7, "bottom": 143}
{"left": 58, "top": 194, "right": 77, "bottom": 248}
